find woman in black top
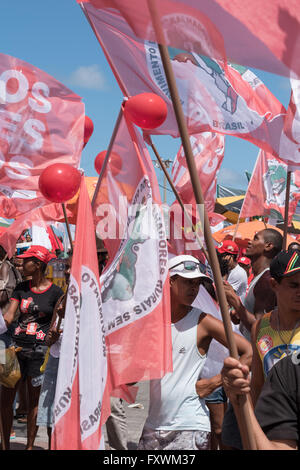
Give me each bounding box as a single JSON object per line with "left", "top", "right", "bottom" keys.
{"left": 0, "top": 245, "right": 63, "bottom": 450}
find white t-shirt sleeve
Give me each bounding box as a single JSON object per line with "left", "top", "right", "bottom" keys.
{"left": 227, "top": 265, "right": 248, "bottom": 298}
{"left": 0, "top": 312, "right": 7, "bottom": 335}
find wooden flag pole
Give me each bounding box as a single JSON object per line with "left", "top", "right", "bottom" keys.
{"left": 91, "top": 106, "right": 124, "bottom": 208}
{"left": 147, "top": 0, "right": 256, "bottom": 450}
{"left": 232, "top": 216, "right": 241, "bottom": 242}
{"left": 283, "top": 170, "right": 291, "bottom": 250}
{"left": 146, "top": 135, "right": 210, "bottom": 263}
{"left": 80, "top": 2, "right": 129, "bottom": 97}
{"left": 62, "top": 203, "right": 74, "bottom": 255}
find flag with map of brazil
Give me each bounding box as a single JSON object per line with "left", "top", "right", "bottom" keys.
{"left": 81, "top": 3, "right": 286, "bottom": 157}
{"left": 93, "top": 110, "right": 172, "bottom": 389}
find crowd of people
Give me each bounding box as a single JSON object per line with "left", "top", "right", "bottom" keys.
{"left": 0, "top": 228, "right": 300, "bottom": 450}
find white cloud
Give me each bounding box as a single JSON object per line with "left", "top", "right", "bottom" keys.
{"left": 68, "top": 64, "right": 106, "bottom": 90}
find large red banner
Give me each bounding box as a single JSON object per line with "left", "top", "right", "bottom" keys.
{"left": 79, "top": 0, "right": 300, "bottom": 78}
{"left": 0, "top": 53, "right": 85, "bottom": 218}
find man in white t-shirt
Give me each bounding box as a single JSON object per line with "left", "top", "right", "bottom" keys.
{"left": 217, "top": 240, "right": 248, "bottom": 300}
{"left": 137, "top": 254, "right": 252, "bottom": 451}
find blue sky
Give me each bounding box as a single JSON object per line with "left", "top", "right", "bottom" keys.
{"left": 1, "top": 1, "right": 292, "bottom": 204}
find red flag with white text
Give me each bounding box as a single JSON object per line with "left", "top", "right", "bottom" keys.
{"left": 0, "top": 53, "right": 84, "bottom": 218}
{"left": 79, "top": 0, "right": 300, "bottom": 78}
{"left": 52, "top": 177, "right": 110, "bottom": 450}
{"left": 172, "top": 132, "right": 224, "bottom": 212}
{"left": 80, "top": 4, "right": 288, "bottom": 159}
{"left": 93, "top": 110, "right": 172, "bottom": 389}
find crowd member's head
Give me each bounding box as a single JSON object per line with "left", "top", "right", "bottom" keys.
{"left": 169, "top": 254, "right": 212, "bottom": 307}
{"left": 217, "top": 240, "right": 239, "bottom": 271}
{"left": 216, "top": 248, "right": 230, "bottom": 280}
{"left": 0, "top": 245, "right": 7, "bottom": 261}
{"left": 96, "top": 236, "right": 108, "bottom": 275}
{"left": 270, "top": 250, "right": 300, "bottom": 313}
{"left": 17, "top": 245, "right": 56, "bottom": 279}
{"left": 245, "top": 229, "right": 283, "bottom": 261}
{"left": 12, "top": 256, "right": 25, "bottom": 278}
{"left": 64, "top": 255, "right": 72, "bottom": 285}
{"left": 238, "top": 255, "right": 252, "bottom": 276}
{"left": 287, "top": 241, "right": 300, "bottom": 252}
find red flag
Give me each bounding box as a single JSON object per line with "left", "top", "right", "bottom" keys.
{"left": 52, "top": 177, "right": 110, "bottom": 450}
{"left": 79, "top": 0, "right": 300, "bottom": 77}
{"left": 0, "top": 53, "right": 84, "bottom": 218}
{"left": 240, "top": 150, "right": 300, "bottom": 224}
{"left": 46, "top": 226, "right": 64, "bottom": 253}
{"left": 0, "top": 203, "right": 72, "bottom": 258}
{"left": 93, "top": 111, "right": 172, "bottom": 388}
{"left": 167, "top": 200, "right": 206, "bottom": 264}
{"left": 172, "top": 132, "right": 224, "bottom": 212}
{"left": 80, "top": 4, "right": 288, "bottom": 159}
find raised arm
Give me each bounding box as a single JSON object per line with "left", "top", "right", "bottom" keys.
{"left": 221, "top": 356, "right": 298, "bottom": 450}
{"left": 195, "top": 313, "right": 252, "bottom": 398}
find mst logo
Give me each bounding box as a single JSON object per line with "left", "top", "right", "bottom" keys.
{"left": 145, "top": 28, "right": 265, "bottom": 134}
{"left": 263, "top": 158, "right": 298, "bottom": 207}
{"left": 101, "top": 206, "right": 147, "bottom": 302}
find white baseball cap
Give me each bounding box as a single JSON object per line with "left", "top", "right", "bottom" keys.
{"left": 168, "top": 254, "right": 211, "bottom": 280}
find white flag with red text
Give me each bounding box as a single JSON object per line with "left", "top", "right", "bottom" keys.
{"left": 52, "top": 177, "right": 110, "bottom": 450}
{"left": 93, "top": 110, "right": 172, "bottom": 390}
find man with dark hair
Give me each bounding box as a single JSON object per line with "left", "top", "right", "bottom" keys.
{"left": 222, "top": 250, "right": 300, "bottom": 450}
{"left": 288, "top": 241, "right": 300, "bottom": 252}
{"left": 250, "top": 249, "right": 300, "bottom": 405}
{"left": 221, "top": 228, "right": 283, "bottom": 449}
{"left": 137, "top": 255, "right": 252, "bottom": 451}
{"left": 217, "top": 240, "right": 248, "bottom": 299}
{"left": 223, "top": 229, "right": 283, "bottom": 340}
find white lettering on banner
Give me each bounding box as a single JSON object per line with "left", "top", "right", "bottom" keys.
{"left": 202, "top": 156, "right": 219, "bottom": 174}
{"left": 80, "top": 401, "right": 102, "bottom": 436}
{"left": 52, "top": 277, "right": 80, "bottom": 424}
{"left": 5, "top": 156, "right": 33, "bottom": 180}
{"left": 79, "top": 266, "right": 107, "bottom": 443}
{"left": 0, "top": 67, "right": 52, "bottom": 182}
{"left": 101, "top": 178, "right": 168, "bottom": 335}
{"left": 81, "top": 270, "right": 106, "bottom": 357}
{"left": 29, "top": 82, "right": 51, "bottom": 114}
{"left": 0, "top": 150, "right": 34, "bottom": 180}
{"left": 0, "top": 69, "right": 29, "bottom": 104}
{"left": 0, "top": 110, "right": 21, "bottom": 142}
{"left": 23, "top": 119, "right": 45, "bottom": 151}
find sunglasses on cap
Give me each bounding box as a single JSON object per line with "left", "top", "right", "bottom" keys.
{"left": 171, "top": 260, "right": 200, "bottom": 271}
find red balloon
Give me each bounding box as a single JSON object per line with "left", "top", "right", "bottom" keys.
{"left": 124, "top": 93, "right": 168, "bottom": 129}
{"left": 39, "top": 164, "right": 81, "bottom": 203}
{"left": 83, "top": 116, "right": 94, "bottom": 147}
{"left": 94, "top": 151, "right": 122, "bottom": 176}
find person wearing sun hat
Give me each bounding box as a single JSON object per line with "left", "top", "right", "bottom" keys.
{"left": 250, "top": 248, "right": 300, "bottom": 406}
{"left": 238, "top": 255, "right": 252, "bottom": 280}
{"left": 217, "top": 240, "right": 248, "bottom": 300}
{"left": 137, "top": 254, "right": 252, "bottom": 451}
{"left": 221, "top": 229, "right": 283, "bottom": 450}
{"left": 222, "top": 248, "right": 300, "bottom": 450}
{"left": 0, "top": 245, "right": 64, "bottom": 450}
